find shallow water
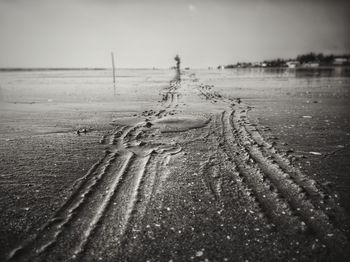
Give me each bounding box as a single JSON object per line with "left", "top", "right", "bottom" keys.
{"left": 0, "top": 69, "right": 173, "bottom": 103}
{"left": 0, "top": 67, "right": 349, "bottom": 103}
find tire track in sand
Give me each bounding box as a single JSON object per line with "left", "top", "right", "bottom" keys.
{"left": 195, "top": 79, "right": 348, "bottom": 251}
{"left": 219, "top": 112, "right": 302, "bottom": 233}
{"left": 82, "top": 144, "right": 182, "bottom": 261}
{"left": 7, "top": 96, "right": 183, "bottom": 262}
{"left": 228, "top": 108, "right": 348, "bottom": 250}
{"left": 237, "top": 107, "right": 348, "bottom": 229}
{"left": 7, "top": 69, "right": 185, "bottom": 261}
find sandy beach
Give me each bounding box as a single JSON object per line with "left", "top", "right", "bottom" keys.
{"left": 0, "top": 68, "right": 349, "bottom": 261}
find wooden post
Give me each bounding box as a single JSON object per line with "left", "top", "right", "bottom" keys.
{"left": 111, "top": 52, "right": 116, "bottom": 96}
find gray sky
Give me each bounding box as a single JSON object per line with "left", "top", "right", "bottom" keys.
{"left": 0, "top": 0, "right": 349, "bottom": 68}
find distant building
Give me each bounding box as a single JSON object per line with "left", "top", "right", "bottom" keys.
{"left": 302, "top": 62, "right": 319, "bottom": 68}
{"left": 286, "top": 61, "right": 300, "bottom": 68}
{"left": 217, "top": 65, "right": 225, "bottom": 70}
{"left": 333, "top": 58, "right": 348, "bottom": 65}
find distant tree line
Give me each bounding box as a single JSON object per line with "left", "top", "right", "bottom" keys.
{"left": 296, "top": 52, "right": 343, "bottom": 64}
{"left": 220, "top": 52, "right": 350, "bottom": 69}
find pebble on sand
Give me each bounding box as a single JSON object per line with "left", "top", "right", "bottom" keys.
{"left": 309, "top": 152, "right": 322, "bottom": 156}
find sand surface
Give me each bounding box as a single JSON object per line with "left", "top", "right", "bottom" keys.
{"left": 0, "top": 68, "right": 349, "bottom": 261}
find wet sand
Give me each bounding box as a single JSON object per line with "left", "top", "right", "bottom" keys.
{"left": 0, "top": 69, "right": 349, "bottom": 261}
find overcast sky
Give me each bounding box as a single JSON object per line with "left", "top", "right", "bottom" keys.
{"left": 0, "top": 0, "right": 349, "bottom": 68}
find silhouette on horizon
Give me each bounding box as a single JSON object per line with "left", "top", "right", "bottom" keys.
{"left": 174, "top": 54, "right": 181, "bottom": 81}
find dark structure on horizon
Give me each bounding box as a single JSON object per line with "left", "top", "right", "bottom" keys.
{"left": 174, "top": 54, "right": 181, "bottom": 80}
{"left": 174, "top": 54, "right": 181, "bottom": 71}
{"left": 221, "top": 52, "right": 350, "bottom": 69}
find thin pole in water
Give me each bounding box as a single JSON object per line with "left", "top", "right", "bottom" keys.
{"left": 111, "top": 52, "right": 116, "bottom": 96}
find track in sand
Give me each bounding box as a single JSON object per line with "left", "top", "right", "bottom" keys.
{"left": 7, "top": 71, "right": 349, "bottom": 261}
